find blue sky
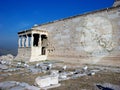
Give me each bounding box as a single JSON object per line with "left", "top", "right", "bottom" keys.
{"left": 0, "top": 0, "right": 114, "bottom": 49}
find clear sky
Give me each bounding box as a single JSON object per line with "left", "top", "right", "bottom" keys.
{"left": 0, "top": 0, "right": 114, "bottom": 49}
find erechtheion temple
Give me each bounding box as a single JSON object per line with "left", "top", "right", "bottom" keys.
{"left": 15, "top": 0, "right": 120, "bottom": 64}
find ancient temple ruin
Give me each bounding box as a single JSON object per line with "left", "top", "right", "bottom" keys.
{"left": 15, "top": 0, "right": 120, "bottom": 64}
{"left": 15, "top": 29, "right": 48, "bottom": 62}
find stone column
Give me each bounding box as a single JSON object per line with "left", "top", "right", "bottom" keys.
{"left": 18, "top": 36, "right": 21, "bottom": 47}
{"left": 31, "top": 34, "right": 34, "bottom": 47}
{"left": 39, "top": 34, "right": 41, "bottom": 47}
{"left": 26, "top": 35, "right": 29, "bottom": 47}
{"left": 22, "top": 36, "right": 25, "bottom": 47}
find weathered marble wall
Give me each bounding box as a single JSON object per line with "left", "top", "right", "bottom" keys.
{"left": 33, "top": 6, "right": 120, "bottom": 64}
{"left": 15, "top": 48, "right": 31, "bottom": 62}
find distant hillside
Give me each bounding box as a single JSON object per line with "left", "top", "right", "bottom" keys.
{"left": 0, "top": 48, "right": 17, "bottom": 56}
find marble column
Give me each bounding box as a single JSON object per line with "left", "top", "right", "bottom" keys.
{"left": 39, "top": 34, "right": 41, "bottom": 47}
{"left": 26, "top": 35, "right": 29, "bottom": 47}
{"left": 22, "top": 36, "right": 25, "bottom": 47}
{"left": 18, "top": 36, "right": 21, "bottom": 47}
{"left": 31, "top": 34, "right": 34, "bottom": 47}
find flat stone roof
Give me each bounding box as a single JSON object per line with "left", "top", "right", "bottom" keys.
{"left": 18, "top": 29, "right": 48, "bottom": 34}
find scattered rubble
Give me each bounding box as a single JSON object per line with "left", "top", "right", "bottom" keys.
{"left": 0, "top": 54, "right": 14, "bottom": 61}
{"left": 0, "top": 64, "right": 8, "bottom": 70}
{"left": 96, "top": 83, "right": 120, "bottom": 90}
{"left": 35, "top": 62, "right": 53, "bottom": 71}
{"left": 50, "top": 70, "right": 59, "bottom": 76}
{"left": 87, "top": 71, "right": 95, "bottom": 76}
{"left": 62, "top": 65, "right": 67, "bottom": 70}
{"left": 28, "top": 67, "right": 42, "bottom": 74}
{"left": 83, "top": 65, "right": 88, "bottom": 71}
{"left": 4, "top": 68, "right": 22, "bottom": 72}
{"left": 0, "top": 60, "right": 12, "bottom": 65}
{"left": 16, "top": 62, "right": 29, "bottom": 68}
{"left": 59, "top": 72, "right": 68, "bottom": 80}
{"left": 0, "top": 58, "right": 120, "bottom": 90}
{"left": 0, "top": 81, "right": 40, "bottom": 90}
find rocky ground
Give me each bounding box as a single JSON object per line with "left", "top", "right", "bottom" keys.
{"left": 0, "top": 54, "right": 120, "bottom": 90}
{"left": 50, "top": 69, "right": 120, "bottom": 90}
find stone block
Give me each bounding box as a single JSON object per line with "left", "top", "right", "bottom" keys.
{"left": 35, "top": 74, "right": 59, "bottom": 88}
{"left": 35, "top": 76, "right": 51, "bottom": 88}
{"left": 50, "top": 75, "right": 59, "bottom": 85}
